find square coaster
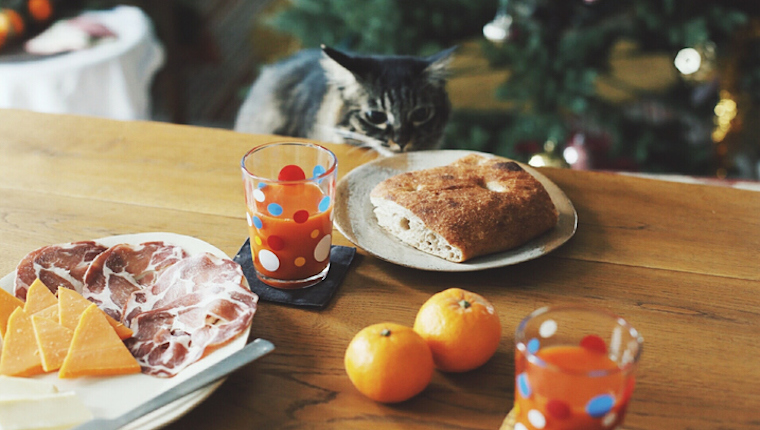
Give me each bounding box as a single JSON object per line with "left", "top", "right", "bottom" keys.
{"left": 233, "top": 238, "right": 356, "bottom": 309}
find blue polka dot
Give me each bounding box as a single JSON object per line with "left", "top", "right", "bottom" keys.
{"left": 527, "top": 338, "right": 540, "bottom": 354}
{"left": 257, "top": 182, "right": 267, "bottom": 189}
{"left": 313, "top": 165, "right": 326, "bottom": 178}
{"left": 585, "top": 394, "right": 615, "bottom": 418}
{"left": 318, "top": 196, "right": 331, "bottom": 212}
{"left": 252, "top": 216, "right": 263, "bottom": 229}
{"left": 517, "top": 372, "right": 531, "bottom": 398}
{"left": 267, "top": 203, "right": 283, "bottom": 216}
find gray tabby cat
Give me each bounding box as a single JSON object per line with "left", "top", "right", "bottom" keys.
{"left": 234, "top": 45, "right": 456, "bottom": 155}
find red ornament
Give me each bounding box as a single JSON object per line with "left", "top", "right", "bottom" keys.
{"left": 278, "top": 165, "right": 306, "bottom": 181}
{"left": 580, "top": 334, "right": 607, "bottom": 354}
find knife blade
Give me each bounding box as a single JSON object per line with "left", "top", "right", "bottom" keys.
{"left": 70, "top": 338, "right": 275, "bottom": 430}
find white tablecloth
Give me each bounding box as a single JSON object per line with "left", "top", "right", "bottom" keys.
{"left": 0, "top": 6, "right": 164, "bottom": 120}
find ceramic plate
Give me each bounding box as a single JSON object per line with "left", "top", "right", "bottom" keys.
{"left": 0, "top": 232, "right": 254, "bottom": 430}
{"left": 334, "top": 150, "right": 577, "bottom": 271}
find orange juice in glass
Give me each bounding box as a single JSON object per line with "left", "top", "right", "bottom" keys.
{"left": 241, "top": 142, "right": 337, "bottom": 289}
{"left": 513, "top": 306, "right": 643, "bottom": 430}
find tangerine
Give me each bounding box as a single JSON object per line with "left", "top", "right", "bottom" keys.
{"left": 413, "top": 288, "right": 502, "bottom": 372}
{"left": 344, "top": 322, "right": 434, "bottom": 403}
{"left": 28, "top": 0, "right": 53, "bottom": 22}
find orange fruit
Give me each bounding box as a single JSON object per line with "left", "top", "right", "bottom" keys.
{"left": 6, "top": 9, "right": 24, "bottom": 35}
{"left": 413, "top": 288, "right": 502, "bottom": 372}
{"left": 28, "top": 0, "right": 53, "bottom": 22}
{"left": 0, "top": 12, "right": 9, "bottom": 48}
{"left": 344, "top": 322, "right": 434, "bottom": 403}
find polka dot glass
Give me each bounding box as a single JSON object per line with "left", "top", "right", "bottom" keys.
{"left": 513, "top": 306, "right": 643, "bottom": 430}
{"left": 241, "top": 142, "right": 337, "bottom": 289}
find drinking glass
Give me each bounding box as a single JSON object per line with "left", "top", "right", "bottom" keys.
{"left": 513, "top": 306, "right": 643, "bottom": 430}
{"left": 241, "top": 142, "right": 338, "bottom": 289}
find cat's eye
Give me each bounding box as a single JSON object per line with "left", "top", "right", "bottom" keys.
{"left": 363, "top": 110, "right": 388, "bottom": 126}
{"left": 410, "top": 107, "right": 434, "bottom": 125}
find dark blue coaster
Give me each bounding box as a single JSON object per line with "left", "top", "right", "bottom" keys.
{"left": 233, "top": 238, "right": 356, "bottom": 309}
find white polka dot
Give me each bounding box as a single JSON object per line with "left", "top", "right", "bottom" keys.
{"left": 514, "top": 423, "right": 529, "bottom": 430}
{"left": 539, "top": 319, "right": 558, "bottom": 338}
{"left": 602, "top": 412, "right": 617, "bottom": 427}
{"left": 527, "top": 409, "right": 546, "bottom": 429}
{"left": 259, "top": 249, "right": 280, "bottom": 272}
{"left": 314, "top": 234, "right": 331, "bottom": 262}
{"left": 253, "top": 189, "right": 265, "bottom": 202}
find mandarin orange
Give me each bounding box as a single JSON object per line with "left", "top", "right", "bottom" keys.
{"left": 413, "top": 288, "right": 502, "bottom": 372}
{"left": 344, "top": 322, "right": 434, "bottom": 403}
{"left": 28, "top": 0, "right": 53, "bottom": 22}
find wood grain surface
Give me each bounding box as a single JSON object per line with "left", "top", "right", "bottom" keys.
{"left": 1, "top": 109, "right": 759, "bottom": 430}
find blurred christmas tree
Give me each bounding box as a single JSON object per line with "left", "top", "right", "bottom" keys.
{"left": 268, "top": 0, "right": 760, "bottom": 178}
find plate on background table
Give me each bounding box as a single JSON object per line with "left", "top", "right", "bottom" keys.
{"left": 334, "top": 150, "right": 578, "bottom": 272}
{"left": 0, "top": 232, "right": 256, "bottom": 430}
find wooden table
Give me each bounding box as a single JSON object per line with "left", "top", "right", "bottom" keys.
{"left": 1, "top": 109, "right": 758, "bottom": 429}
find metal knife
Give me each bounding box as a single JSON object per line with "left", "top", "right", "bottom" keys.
{"left": 70, "top": 338, "right": 275, "bottom": 430}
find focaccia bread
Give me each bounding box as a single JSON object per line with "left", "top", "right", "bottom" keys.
{"left": 370, "top": 154, "right": 559, "bottom": 262}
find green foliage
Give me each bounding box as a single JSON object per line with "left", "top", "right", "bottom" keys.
{"left": 267, "top": 0, "right": 496, "bottom": 55}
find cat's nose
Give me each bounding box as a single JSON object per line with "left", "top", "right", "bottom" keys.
{"left": 387, "top": 139, "right": 413, "bottom": 152}
{"left": 390, "top": 129, "right": 413, "bottom": 152}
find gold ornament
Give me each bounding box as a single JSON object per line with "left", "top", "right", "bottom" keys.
{"left": 528, "top": 140, "right": 570, "bottom": 168}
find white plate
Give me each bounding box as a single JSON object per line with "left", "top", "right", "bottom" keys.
{"left": 0, "top": 232, "right": 253, "bottom": 430}
{"left": 334, "top": 150, "right": 578, "bottom": 271}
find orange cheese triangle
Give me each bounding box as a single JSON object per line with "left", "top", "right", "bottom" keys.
{"left": 57, "top": 288, "right": 132, "bottom": 340}
{"left": 0, "top": 308, "right": 44, "bottom": 377}
{"left": 33, "top": 304, "right": 59, "bottom": 322}
{"left": 0, "top": 288, "right": 24, "bottom": 339}
{"left": 58, "top": 304, "right": 140, "bottom": 378}
{"left": 31, "top": 314, "right": 74, "bottom": 372}
{"left": 23, "top": 279, "right": 58, "bottom": 315}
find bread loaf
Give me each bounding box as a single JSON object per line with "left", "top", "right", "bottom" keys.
{"left": 370, "top": 154, "right": 558, "bottom": 262}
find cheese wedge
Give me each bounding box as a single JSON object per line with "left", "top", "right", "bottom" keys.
{"left": 57, "top": 288, "right": 133, "bottom": 340}
{"left": 31, "top": 315, "right": 74, "bottom": 372}
{"left": 32, "top": 304, "right": 59, "bottom": 323}
{"left": 0, "top": 289, "right": 23, "bottom": 339}
{"left": 23, "top": 279, "right": 58, "bottom": 315}
{"left": 59, "top": 304, "right": 140, "bottom": 378}
{"left": 0, "top": 308, "right": 44, "bottom": 377}
{"left": 0, "top": 376, "right": 58, "bottom": 401}
{"left": 0, "top": 391, "right": 93, "bottom": 430}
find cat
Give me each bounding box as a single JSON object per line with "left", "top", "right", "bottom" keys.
{"left": 234, "top": 45, "right": 456, "bottom": 156}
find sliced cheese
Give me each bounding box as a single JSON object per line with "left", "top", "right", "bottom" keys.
{"left": 0, "top": 289, "right": 23, "bottom": 339}
{"left": 0, "top": 391, "right": 92, "bottom": 430}
{"left": 0, "top": 376, "right": 57, "bottom": 401}
{"left": 31, "top": 304, "right": 58, "bottom": 323}
{"left": 22, "top": 279, "right": 57, "bottom": 315}
{"left": 0, "top": 308, "right": 44, "bottom": 377}
{"left": 59, "top": 304, "right": 140, "bottom": 378}
{"left": 31, "top": 315, "right": 73, "bottom": 373}
{"left": 57, "top": 288, "right": 132, "bottom": 340}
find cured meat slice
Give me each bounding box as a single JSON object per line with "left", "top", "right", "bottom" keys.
{"left": 14, "top": 241, "right": 108, "bottom": 300}
{"left": 82, "top": 242, "right": 187, "bottom": 321}
{"left": 123, "top": 253, "right": 258, "bottom": 377}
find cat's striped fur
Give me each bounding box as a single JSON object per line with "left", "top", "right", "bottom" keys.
{"left": 235, "top": 46, "right": 455, "bottom": 155}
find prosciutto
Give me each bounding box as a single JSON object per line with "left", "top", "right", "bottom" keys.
{"left": 123, "top": 253, "right": 257, "bottom": 377}
{"left": 82, "top": 242, "right": 187, "bottom": 321}
{"left": 14, "top": 241, "right": 108, "bottom": 300}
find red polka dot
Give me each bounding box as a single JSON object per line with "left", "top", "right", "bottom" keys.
{"left": 580, "top": 334, "right": 607, "bottom": 354}
{"left": 268, "top": 235, "right": 285, "bottom": 251}
{"left": 546, "top": 399, "right": 571, "bottom": 419}
{"left": 293, "top": 210, "right": 309, "bottom": 224}
{"left": 278, "top": 165, "right": 306, "bottom": 181}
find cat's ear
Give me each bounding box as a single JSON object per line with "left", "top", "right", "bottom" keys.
{"left": 424, "top": 46, "right": 457, "bottom": 86}
{"left": 320, "top": 45, "right": 358, "bottom": 86}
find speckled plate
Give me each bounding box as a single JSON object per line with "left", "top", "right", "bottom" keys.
{"left": 334, "top": 150, "right": 577, "bottom": 272}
